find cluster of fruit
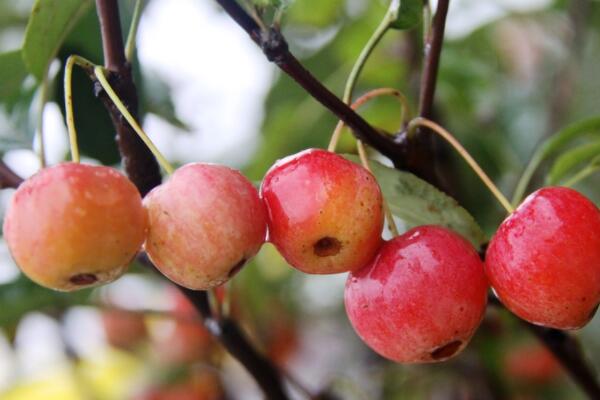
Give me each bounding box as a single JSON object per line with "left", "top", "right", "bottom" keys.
{"left": 4, "top": 146, "right": 600, "bottom": 364}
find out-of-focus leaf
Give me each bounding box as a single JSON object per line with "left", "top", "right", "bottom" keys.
{"left": 22, "top": 0, "right": 93, "bottom": 80}
{"left": 0, "top": 275, "right": 91, "bottom": 327}
{"left": 345, "top": 155, "right": 486, "bottom": 247}
{"left": 0, "top": 84, "right": 37, "bottom": 152}
{"left": 547, "top": 140, "right": 600, "bottom": 185}
{"left": 0, "top": 50, "right": 28, "bottom": 102}
{"left": 141, "top": 72, "right": 189, "bottom": 131}
{"left": 286, "top": 0, "right": 344, "bottom": 27}
{"left": 389, "top": 0, "right": 422, "bottom": 30}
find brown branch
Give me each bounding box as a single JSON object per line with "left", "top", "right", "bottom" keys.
{"left": 94, "top": 0, "right": 161, "bottom": 196}
{"left": 94, "top": 1, "right": 290, "bottom": 399}
{"left": 214, "top": 0, "right": 405, "bottom": 167}
{"left": 418, "top": 0, "right": 449, "bottom": 119}
{"left": 0, "top": 161, "right": 24, "bottom": 189}
{"left": 489, "top": 296, "right": 600, "bottom": 399}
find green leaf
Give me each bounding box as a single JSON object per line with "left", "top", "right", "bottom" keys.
{"left": 389, "top": 0, "right": 422, "bottom": 30}
{"left": 547, "top": 140, "right": 600, "bottom": 185}
{"left": 0, "top": 50, "right": 28, "bottom": 101}
{"left": 345, "top": 155, "right": 487, "bottom": 247}
{"left": 22, "top": 0, "right": 93, "bottom": 80}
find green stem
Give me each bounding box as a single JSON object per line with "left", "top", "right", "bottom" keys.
{"left": 37, "top": 71, "right": 49, "bottom": 168}
{"left": 342, "top": 13, "right": 392, "bottom": 104}
{"left": 511, "top": 151, "right": 544, "bottom": 207}
{"left": 562, "top": 165, "right": 599, "bottom": 188}
{"left": 64, "top": 55, "right": 96, "bottom": 164}
{"left": 511, "top": 117, "right": 600, "bottom": 206}
{"left": 93, "top": 66, "right": 174, "bottom": 174}
{"left": 125, "top": 0, "right": 144, "bottom": 62}
{"left": 409, "top": 117, "right": 514, "bottom": 214}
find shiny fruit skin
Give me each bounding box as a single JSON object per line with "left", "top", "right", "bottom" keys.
{"left": 144, "top": 163, "right": 267, "bottom": 290}
{"left": 3, "top": 162, "right": 147, "bottom": 291}
{"left": 485, "top": 187, "right": 600, "bottom": 329}
{"left": 345, "top": 226, "right": 488, "bottom": 363}
{"left": 261, "top": 149, "right": 384, "bottom": 274}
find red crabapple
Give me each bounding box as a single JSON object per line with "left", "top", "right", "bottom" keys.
{"left": 503, "top": 342, "right": 562, "bottom": 384}
{"left": 3, "top": 162, "right": 147, "bottom": 291}
{"left": 143, "top": 163, "right": 266, "bottom": 290}
{"left": 485, "top": 186, "right": 600, "bottom": 329}
{"left": 261, "top": 149, "right": 384, "bottom": 274}
{"left": 345, "top": 226, "right": 488, "bottom": 363}
{"left": 102, "top": 309, "right": 147, "bottom": 350}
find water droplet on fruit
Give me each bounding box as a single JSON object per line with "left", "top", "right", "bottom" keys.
{"left": 69, "top": 273, "right": 98, "bottom": 285}
{"left": 313, "top": 236, "right": 342, "bottom": 257}
{"left": 430, "top": 340, "right": 462, "bottom": 360}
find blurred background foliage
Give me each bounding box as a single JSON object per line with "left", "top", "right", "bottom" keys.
{"left": 0, "top": 0, "right": 600, "bottom": 398}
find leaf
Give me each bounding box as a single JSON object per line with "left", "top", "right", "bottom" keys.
{"left": 140, "top": 72, "right": 190, "bottom": 132}
{"left": 0, "top": 50, "right": 29, "bottom": 102}
{"left": 22, "top": 0, "right": 93, "bottom": 80}
{"left": 389, "top": 0, "right": 422, "bottom": 30}
{"left": 547, "top": 140, "right": 600, "bottom": 185}
{"left": 345, "top": 155, "right": 487, "bottom": 247}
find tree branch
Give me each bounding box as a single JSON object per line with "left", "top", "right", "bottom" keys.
{"left": 418, "top": 0, "right": 449, "bottom": 119}
{"left": 489, "top": 296, "right": 600, "bottom": 399}
{"left": 214, "top": 0, "right": 405, "bottom": 166}
{"left": 179, "top": 287, "right": 289, "bottom": 400}
{"left": 94, "top": 1, "right": 290, "bottom": 399}
{"left": 94, "top": 0, "right": 161, "bottom": 196}
{"left": 0, "top": 161, "right": 24, "bottom": 189}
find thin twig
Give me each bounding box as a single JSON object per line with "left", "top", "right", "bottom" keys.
{"left": 94, "top": 1, "right": 290, "bottom": 399}
{"left": 213, "top": 0, "right": 404, "bottom": 166}
{"left": 0, "top": 161, "right": 23, "bottom": 189}
{"left": 417, "top": 0, "right": 449, "bottom": 119}
{"left": 94, "top": 0, "right": 161, "bottom": 196}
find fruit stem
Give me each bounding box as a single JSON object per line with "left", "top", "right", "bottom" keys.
{"left": 37, "top": 71, "right": 48, "bottom": 168}
{"left": 562, "top": 159, "right": 600, "bottom": 187}
{"left": 408, "top": 117, "right": 514, "bottom": 214}
{"left": 328, "top": 0, "right": 406, "bottom": 153}
{"left": 124, "top": 0, "right": 144, "bottom": 62}
{"left": 94, "top": 66, "right": 175, "bottom": 175}
{"left": 328, "top": 88, "right": 410, "bottom": 153}
{"left": 64, "top": 55, "right": 96, "bottom": 164}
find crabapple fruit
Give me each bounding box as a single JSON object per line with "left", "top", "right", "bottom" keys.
{"left": 261, "top": 149, "right": 384, "bottom": 274}
{"left": 345, "top": 226, "right": 488, "bottom": 363}
{"left": 485, "top": 186, "right": 600, "bottom": 330}
{"left": 102, "top": 309, "right": 147, "bottom": 350}
{"left": 143, "top": 163, "right": 267, "bottom": 290}
{"left": 503, "top": 342, "right": 562, "bottom": 384}
{"left": 3, "top": 162, "right": 147, "bottom": 291}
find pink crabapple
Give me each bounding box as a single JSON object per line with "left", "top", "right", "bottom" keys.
{"left": 3, "top": 162, "right": 147, "bottom": 291}
{"left": 345, "top": 225, "right": 488, "bottom": 363}
{"left": 485, "top": 186, "right": 600, "bottom": 330}
{"left": 143, "top": 163, "right": 267, "bottom": 290}
{"left": 260, "top": 149, "right": 384, "bottom": 274}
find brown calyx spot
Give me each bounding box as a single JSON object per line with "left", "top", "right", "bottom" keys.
{"left": 313, "top": 236, "right": 342, "bottom": 257}
{"left": 228, "top": 257, "right": 247, "bottom": 277}
{"left": 430, "top": 340, "right": 462, "bottom": 360}
{"left": 70, "top": 273, "right": 98, "bottom": 285}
